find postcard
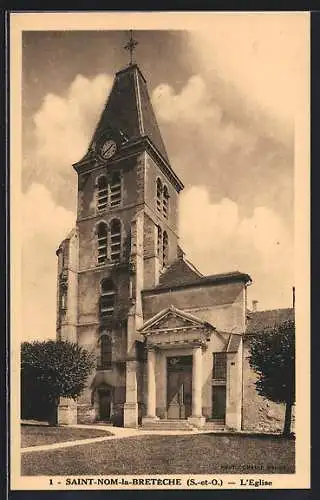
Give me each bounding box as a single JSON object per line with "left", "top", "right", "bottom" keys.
{"left": 9, "top": 11, "right": 310, "bottom": 491}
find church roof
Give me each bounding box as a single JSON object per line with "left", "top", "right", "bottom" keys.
{"left": 158, "top": 258, "right": 203, "bottom": 288}
{"left": 226, "top": 334, "right": 242, "bottom": 352}
{"left": 143, "top": 268, "right": 252, "bottom": 294}
{"left": 138, "top": 305, "right": 215, "bottom": 334}
{"left": 245, "top": 308, "right": 294, "bottom": 336}
{"left": 89, "top": 64, "right": 169, "bottom": 164}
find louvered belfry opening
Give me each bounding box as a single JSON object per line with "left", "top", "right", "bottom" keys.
{"left": 97, "top": 176, "right": 108, "bottom": 212}
{"left": 163, "top": 231, "right": 168, "bottom": 267}
{"left": 163, "top": 185, "right": 169, "bottom": 218}
{"left": 97, "top": 222, "right": 108, "bottom": 265}
{"left": 100, "top": 279, "right": 115, "bottom": 320}
{"left": 110, "top": 219, "right": 121, "bottom": 262}
{"left": 156, "top": 178, "right": 162, "bottom": 213}
{"left": 110, "top": 172, "right": 121, "bottom": 208}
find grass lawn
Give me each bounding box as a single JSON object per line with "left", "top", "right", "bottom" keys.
{"left": 21, "top": 433, "right": 295, "bottom": 475}
{"left": 21, "top": 425, "right": 113, "bottom": 448}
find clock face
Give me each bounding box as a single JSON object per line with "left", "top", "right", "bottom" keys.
{"left": 100, "top": 139, "right": 117, "bottom": 159}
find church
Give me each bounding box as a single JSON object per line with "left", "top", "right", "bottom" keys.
{"left": 55, "top": 38, "right": 293, "bottom": 432}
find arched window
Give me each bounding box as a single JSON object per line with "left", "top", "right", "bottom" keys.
{"left": 163, "top": 185, "right": 169, "bottom": 219}
{"left": 110, "top": 219, "right": 121, "bottom": 262}
{"left": 110, "top": 172, "right": 121, "bottom": 208}
{"left": 157, "top": 226, "right": 162, "bottom": 262}
{"left": 96, "top": 172, "right": 122, "bottom": 211}
{"left": 100, "top": 279, "right": 115, "bottom": 320}
{"left": 156, "top": 178, "right": 162, "bottom": 213}
{"left": 97, "top": 176, "right": 108, "bottom": 211}
{"left": 163, "top": 231, "right": 168, "bottom": 267}
{"left": 100, "top": 333, "right": 112, "bottom": 369}
{"left": 97, "top": 222, "right": 108, "bottom": 265}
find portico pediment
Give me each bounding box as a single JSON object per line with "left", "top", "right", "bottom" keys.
{"left": 139, "top": 306, "right": 215, "bottom": 348}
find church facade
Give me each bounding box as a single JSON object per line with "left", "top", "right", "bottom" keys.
{"left": 56, "top": 60, "right": 293, "bottom": 432}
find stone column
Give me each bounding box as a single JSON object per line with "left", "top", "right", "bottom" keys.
{"left": 142, "top": 346, "right": 159, "bottom": 424}
{"left": 147, "top": 347, "right": 157, "bottom": 418}
{"left": 158, "top": 352, "right": 167, "bottom": 419}
{"left": 123, "top": 359, "right": 138, "bottom": 428}
{"left": 188, "top": 344, "right": 205, "bottom": 428}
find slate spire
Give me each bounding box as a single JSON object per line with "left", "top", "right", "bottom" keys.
{"left": 88, "top": 60, "right": 170, "bottom": 164}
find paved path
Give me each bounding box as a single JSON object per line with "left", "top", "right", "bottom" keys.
{"left": 21, "top": 424, "right": 204, "bottom": 454}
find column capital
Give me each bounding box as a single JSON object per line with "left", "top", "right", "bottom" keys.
{"left": 146, "top": 344, "right": 158, "bottom": 352}
{"left": 191, "top": 340, "right": 206, "bottom": 350}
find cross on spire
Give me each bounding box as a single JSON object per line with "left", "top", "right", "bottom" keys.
{"left": 124, "top": 30, "right": 138, "bottom": 66}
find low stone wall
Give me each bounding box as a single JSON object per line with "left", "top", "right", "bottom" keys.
{"left": 242, "top": 345, "right": 285, "bottom": 433}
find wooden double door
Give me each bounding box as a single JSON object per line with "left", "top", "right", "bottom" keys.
{"left": 167, "top": 356, "right": 192, "bottom": 419}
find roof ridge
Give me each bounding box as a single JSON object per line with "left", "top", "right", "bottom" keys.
{"left": 248, "top": 307, "right": 294, "bottom": 315}
{"left": 182, "top": 257, "right": 203, "bottom": 277}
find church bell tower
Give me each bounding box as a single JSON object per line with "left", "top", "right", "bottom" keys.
{"left": 56, "top": 32, "right": 184, "bottom": 427}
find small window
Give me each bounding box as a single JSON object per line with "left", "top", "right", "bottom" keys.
{"left": 156, "top": 178, "right": 162, "bottom": 212}
{"left": 97, "top": 176, "right": 108, "bottom": 211}
{"left": 60, "top": 291, "right": 67, "bottom": 311}
{"left": 163, "top": 231, "right": 168, "bottom": 267}
{"left": 97, "top": 222, "right": 108, "bottom": 265}
{"left": 100, "top": 279, "right": 115, "bottom": 320}
{"left": 110, "top": 172, "right": 121, "bottom": 208}
{"left": 163, "top": 185, "right": 169, "bottom": 219}
{"left": 110, "top": 219, "right": 121, "bottom": 262}
{"left": 213, "top": 353, "right": 227, "bottom": 380}
{"left": 100, "top": 334, "right": 112, "bottom": 369}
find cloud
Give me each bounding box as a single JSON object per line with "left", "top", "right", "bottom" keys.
{"left": 187, "top": 14, "right": 308, "bottom": 143}
{"left": 23, "top": 73, "right": 113, "bottom": 211}
{"left": 179, "top": 186, "right": 294, "bottom": 309}
{"left": 152, "top": 75, "right": 222, "bottom": 125}
{"left": 22, "top": 183, "right": 75, "bottom": 341}
{"left": 152, "top": 74, "right": 257, "bottom": 154}
{"left": 34, "top": 73, "right": 113, "bottom": 168}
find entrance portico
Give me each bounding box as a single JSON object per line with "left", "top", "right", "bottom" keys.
{"left": 139, "top": 306, "right": 215, "bottom": 428}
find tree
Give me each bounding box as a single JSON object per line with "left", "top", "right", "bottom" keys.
{"left": 248, "top": 320, "right": 295, "bottom": 436}
{"left": 21, "top": 340, "right": 96, "bottom": 425}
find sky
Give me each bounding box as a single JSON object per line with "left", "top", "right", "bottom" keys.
{"left": 18, "top": 13, "right": 309, "bottom": 341}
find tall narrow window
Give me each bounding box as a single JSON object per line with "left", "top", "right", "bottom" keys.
{"left": 97, "top": 222, "right": 108, "bottom": 265}
{"left": 163, "top": 185, "right": 169, "bottom": 219}
{"left": 60, "top": 292, "right": 67, "bottom": 311}
{"left": 97, "top": 176, "right": 108, "bottom": 211}
{"left": 156, "top": 178, "right": 162, "bottom": 213}
{"left": 163, "top": 231, "right": 168, "bottom": 267}
{"left": 109, "top": 172, "right": 121, "bottom": 208}
{"left": 157, "top": 226, "right": 162, "bottom": 262}
{"left": 100, "top": 334, "right": 112, "bottom": 369}
{"left": 110, "top": 219, "right": 121, "bottom": 262}
{"left": 100, "top": 279, "right": 115, "bottom": 320}
{"left": 212, "top": 353, "right": 227, "bottom": 380}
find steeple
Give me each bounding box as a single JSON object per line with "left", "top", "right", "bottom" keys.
{"left": 73, "top": 31, "right": 172, "bottom": 172}
{"left": 89, "top": 63, "right": 170, "bottom": 164}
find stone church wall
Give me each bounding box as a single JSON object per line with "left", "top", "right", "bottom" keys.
{"left": 242, "top": 342, "right": 285, "bottom": 432}
{"left": 142, "top": 281, "right": 246, "bottom": 334}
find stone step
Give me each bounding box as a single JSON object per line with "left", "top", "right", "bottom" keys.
{"left": 203, "top": 420, "right": 225, "bottom": 431}
{"left": 142, "top": 419, "right": 195, "bottom": 431}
